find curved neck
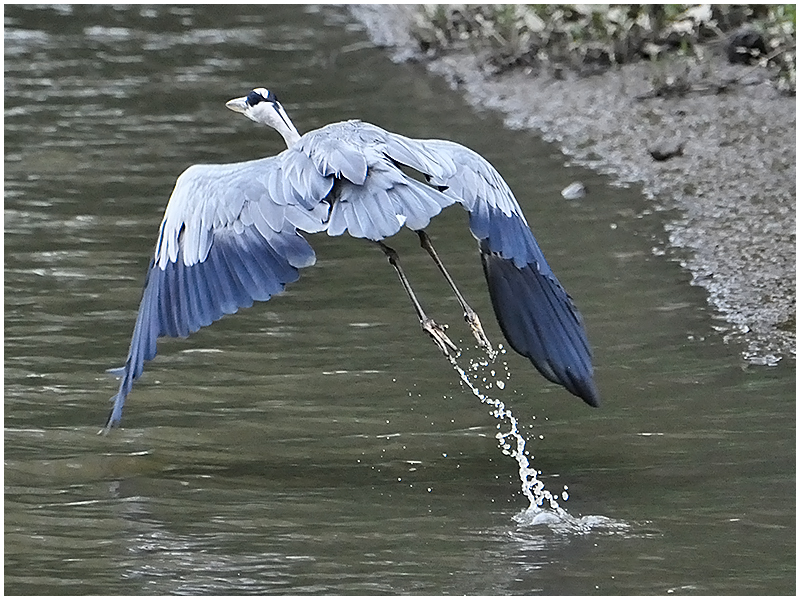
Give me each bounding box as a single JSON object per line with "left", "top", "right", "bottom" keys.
{"left": 276, "top": 122, "right": 301, "bottom": 148}
{"left": 265, "top": 103, "right": 301, "bottom": 148}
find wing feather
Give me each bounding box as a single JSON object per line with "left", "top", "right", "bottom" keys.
{"left": 481, "top": 240, "right": 598, "bottom": 406}
{"left": 106, "top": 154, "right": 329, "bottom": 429}
{"left": 377, "top": 134, "right": 599, "bottom": 407}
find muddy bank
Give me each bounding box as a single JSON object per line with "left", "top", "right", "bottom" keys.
{"left": 350, "top": 5, "right": 796, "bottom": 365}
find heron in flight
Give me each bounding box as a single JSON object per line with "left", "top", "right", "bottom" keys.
{"left": 104, "top": 88, "right": 599, "bottom": 431}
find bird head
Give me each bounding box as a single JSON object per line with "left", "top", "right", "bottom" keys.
{"left": 226, "top": 87, "right": 301, "bottom": 147}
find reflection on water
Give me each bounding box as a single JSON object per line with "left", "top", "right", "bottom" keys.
{"left": 4, "top": 4, "right": 794, "bottom": 596}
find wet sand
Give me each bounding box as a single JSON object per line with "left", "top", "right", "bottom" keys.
{"left": 352, "top": 5, "right": 796, "bottom": 365}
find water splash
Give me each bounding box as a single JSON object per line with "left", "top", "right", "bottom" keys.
{"left": 449, "top": 345, "right": 628, "bottom": 535}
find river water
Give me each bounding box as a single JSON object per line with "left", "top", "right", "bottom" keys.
{"left": 4, "top": 5, "right": 795, "bottom": 595}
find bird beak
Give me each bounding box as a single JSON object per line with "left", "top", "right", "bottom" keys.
{"left": 225, "top": 96, "right": 248, "bottom": 114}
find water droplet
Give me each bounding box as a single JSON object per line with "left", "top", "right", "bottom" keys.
{"left": 445, "top": 347, "right": 573, "bottom": 518}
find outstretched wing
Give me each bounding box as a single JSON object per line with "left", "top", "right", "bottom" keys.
{"left": 106, "top": 124, "right": 460, "bottom": 430}
{"left": 402, "top": 138, "right": 600, "bottom": 407}
{"left": 105, "top": 154, "right": 331, "bottom": 430}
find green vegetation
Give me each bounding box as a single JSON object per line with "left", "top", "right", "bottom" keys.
{"left": 411, "top": 4, "right": 796, "bottom": 92}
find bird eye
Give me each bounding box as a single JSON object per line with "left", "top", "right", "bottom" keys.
{"left": 246, "top": 90, "right": 265, "bottom": 107}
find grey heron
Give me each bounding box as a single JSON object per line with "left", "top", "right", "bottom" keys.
{"left": 104, "top": 87, "right": 599, "bottom": 430}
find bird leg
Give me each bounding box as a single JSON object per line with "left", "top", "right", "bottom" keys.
{"left": 416, "top": 230, "right": 496, "bottom": 358}
{"left": 376, "top": 241, "right": 458, "bottom": 357}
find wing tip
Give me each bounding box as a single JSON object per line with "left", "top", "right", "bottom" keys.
{"left": 101, "top": 391, "right": 126, "bottom": 433}
{"left": 101, "top": 413, "right": 118, "bottom": 435}
{"left": 482, "top": 246, "right": 601, "bottom": 408}
{"left": 568, "top": 368, "right": 601, "bottom": 408}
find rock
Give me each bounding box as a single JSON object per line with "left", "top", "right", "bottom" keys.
{"left": 648, "top": 139, "right": 685, "bottom": 161}
{"left": 561, "top": 181, "right": 587, "bottom": 200}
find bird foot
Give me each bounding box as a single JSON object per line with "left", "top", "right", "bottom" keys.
{"left": 421, "top": 318, "right": 459, "bottom": 357}
{"left": 464, "top": 309, "right": 497, "bottom": 360}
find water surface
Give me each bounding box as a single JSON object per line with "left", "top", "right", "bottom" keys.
{"left": 4, "top": 5, "right": 795, "bottom": 595}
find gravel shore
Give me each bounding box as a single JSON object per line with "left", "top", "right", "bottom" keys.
{"left": 351, "top": 5, "right": 796, "bottom": 365}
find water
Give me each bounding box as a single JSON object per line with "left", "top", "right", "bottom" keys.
{"left": 447, "top": 346, "right": 631, "bottom": 536}
{"left": 4, "top": 5, "right": 795, "bottom": 595}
